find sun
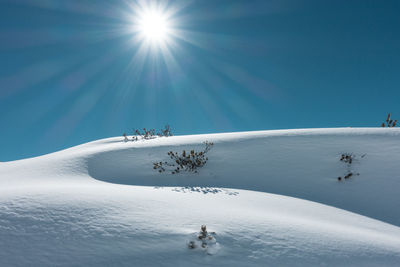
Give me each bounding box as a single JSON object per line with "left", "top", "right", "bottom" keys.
{"left": 136, "top": 8, "right": 172, "bottom": 45}
{"left": 126, "top": 1, "right": 180, "bottom": 49}
{"left": 139, "top": 10, "right": 170, "bottom": 42}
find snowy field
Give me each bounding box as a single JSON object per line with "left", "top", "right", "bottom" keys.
{"left": 1, "top": 128, "right": 400, "bottom": 266}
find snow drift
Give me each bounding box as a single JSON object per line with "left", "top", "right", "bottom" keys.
{"left": 1, "top": 128, "right": 400, "bottom": 266}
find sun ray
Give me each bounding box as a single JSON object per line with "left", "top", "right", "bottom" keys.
{"left": 2, "top": 0, "right": 284, "bottom": 142}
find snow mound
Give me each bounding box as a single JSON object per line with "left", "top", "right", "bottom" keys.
{"left": 87, "top": 128, "right": 400, "bottom": 225}
{"left": 1, "top": 128, "right": 400, "bottom": 266}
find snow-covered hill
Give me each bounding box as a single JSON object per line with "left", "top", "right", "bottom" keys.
{"left": 1, "top": 128, "right": 400, "bottom": 266}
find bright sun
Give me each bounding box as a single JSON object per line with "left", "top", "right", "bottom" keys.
{"left": 138, "top": 9, "right": 171, "bottom": 44}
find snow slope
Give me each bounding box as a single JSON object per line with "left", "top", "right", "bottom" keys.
{"left": 1, "top": 128, "right": 400, "bottom": 266}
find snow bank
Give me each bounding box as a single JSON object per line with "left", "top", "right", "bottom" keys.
{"left": 86, "top": 128, "right": 400, "bottom": 226}
{"left": 1, "top": 128, "right": 400, "bottom": 266}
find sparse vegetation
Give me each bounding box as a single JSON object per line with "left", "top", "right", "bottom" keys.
{"left": 122, "top": 125, "right": 173, "bottom": 142}
{"left": 381, "top": 113, "right": 397, "bottom": 127}
{"left": 188, "top": 225, "right": 217, "bottom": 251}
{"left": 153, "top": 141, "right": 214, "bottom": 174}
{"left": 135, "top": 128, "right": 156, "bottom": 140}
{"left": 157, "top": 124, "right": 173, "bottom": 137}
{"left": 340, "top": 153, "right": 354, "bottom": 164}
{"left": 337, "top": 153, "right": 365, "bottom": 181}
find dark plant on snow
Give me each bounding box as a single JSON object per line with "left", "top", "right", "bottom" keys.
{"left": 157, "top": 124, "right": 173, "bottom": 137}
{"left": 123, "top": 133, "right": 128, "bottom": 142}
{"left": 188, "top": 225, "right": 217, "bottom": 250}
{"left": 123, "top": 125, "right": 173, "bottom": 142}
{"left": 153, "top": 141, "right": 214, "bottom": 174}
{"left": 339, "top": 153, "right": 354, "bottom": 164}
{"left": 381, "top": 113, "right": 397, "bottom": 127}
{"left": 135, "top": 128, "right": 156, "bottom": 140}
{"left": 337, "top": 153, "right": 365, "bottom": 181}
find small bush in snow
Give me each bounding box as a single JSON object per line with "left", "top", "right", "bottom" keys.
{"left": 135, "top": 128, "right": 156, "bottom": 140}
{"left": 337, "top": 153, "right": 365, "bottom": 181}
{"left": 339, "top": 153, "right": 354, "bottom": 164}
{"left": 381, "top": 113, "right": 397, "bottom": 127}
{"left": 187, "top": 225, "right": 218, "bottom": 254}
{"left": 123, "top": 125, "right": 173, "bottom": 142}
{"left": 153, "top": 141, "right": 214, "bottom": 174}
{"left": 123, "top": 133, "right": 128, "bottom": 142}
{"left": 157, "top": 124, "right": 173, "bottom": 137}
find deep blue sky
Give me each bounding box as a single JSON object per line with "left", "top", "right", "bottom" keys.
{"left": 1, "top": 0, "right": 399, "bottom": 161}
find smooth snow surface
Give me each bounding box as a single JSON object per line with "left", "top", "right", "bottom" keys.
{"left": 1, "top": 128, "right": 400, "bottom": 266}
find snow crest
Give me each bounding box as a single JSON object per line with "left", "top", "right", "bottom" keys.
{"left": 1, "top": 128, "right": 400, "bottom": 266}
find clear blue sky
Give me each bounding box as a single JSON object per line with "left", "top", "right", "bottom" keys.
{"left": 1, "top": 0, "right": 399, "bottom": 161}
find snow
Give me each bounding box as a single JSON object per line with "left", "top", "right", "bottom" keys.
{"left": 1, "top": 128, "right": 400, "bottom": 266}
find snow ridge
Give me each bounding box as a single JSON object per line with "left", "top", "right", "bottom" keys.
{"left": 1, "top": 128, "right": 400, "bottom": 266}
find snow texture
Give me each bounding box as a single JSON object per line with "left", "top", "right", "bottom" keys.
{"left": 1, "top": 128, "right": 400, "bottom": 266}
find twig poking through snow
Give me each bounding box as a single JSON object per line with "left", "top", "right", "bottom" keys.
{"left": 337, "top": 153, "right": 365, "bottom": 181}
{"left": 187, "top": 225, "right": 219, "bottom": 255}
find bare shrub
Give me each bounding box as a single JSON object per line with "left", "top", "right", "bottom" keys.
{"left": 157, "top": 124, "right": 173, "bottom": 137}
{"left": 187, "top": 225, "right": 217, "bottom": 253}
{"left": 135, "top": 128, "right": 156, "bottom": 140}
{"left": 381, "top": 113, "right": 397, "bottom": 127}
{"left": 337, "top": 153, "right": 365, "bottom": 181}
{"left": 153, "top": 141, "right": 214, "bottom": 174}
{"left": 340, "top": 153, "right": 354, "bottom": 164}
{"left": 122, "top": 133, "right": 128, "bottom": 142}
{"left": 123, "top": 125, "right": 173, "bottom": 142}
